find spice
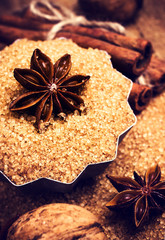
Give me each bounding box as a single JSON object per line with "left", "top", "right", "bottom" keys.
{"left": 10, "top": 48, "right": 90, "bottom": 129}
{"left": 0, "top": 11, "right": 152, "bottom": 79}
{"left": 56, "top": 31, "right": 151, "bottom": 79}
{"left": 138, "top": 56, "right": 165, "bottom": 95}
{"left": 106, "top": 164, "right": 165, "bottom": 227}
{"left": 61, "top": 25, "right": 152, "bottom": 61}
{"left": 128, "top": 82, "right": 152, "bottom": 113}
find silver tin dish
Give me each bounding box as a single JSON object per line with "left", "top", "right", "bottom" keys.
{"left": 0, "top": 121, "right": 136, "bottom": 193}
{"left": 0, "top": 39, "right": 136, "bottom": 193}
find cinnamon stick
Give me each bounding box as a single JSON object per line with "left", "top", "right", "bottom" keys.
{"left": 0, "top": 24, "right": 46, "bottom": 44}
{"left": 142, "top": 56, "right": 165, "bottom": 94}
{"left": 56, "top": 31, "right": 150, "bottom": 78}
{"left": 0, "top": 14, "right": 54, "bottom": 31}
{"left": 0, "top": 42, "right": 6, "bottom": 50}
{"left": 128, "top": 83, "right": 152, "bottom": 113}
{"left": 0, "top": 12, "right": 153, "bottom": 79}
{"left": 62, "top": 25, "right": 152, "bottom": 58}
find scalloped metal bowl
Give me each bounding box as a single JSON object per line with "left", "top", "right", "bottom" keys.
{"left": 0, "top": 39, "right": 136, "bottom": 193}
{"left": 0, "top": 122, "right": 136, "bottom": 193}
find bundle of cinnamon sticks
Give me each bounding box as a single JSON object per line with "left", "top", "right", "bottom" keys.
{"left": 0, "top": 7, "right": 165, "bottom": 114}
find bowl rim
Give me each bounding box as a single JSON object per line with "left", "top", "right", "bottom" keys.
{"left": 0, "top": 77, "right": 137, "bottom": 193}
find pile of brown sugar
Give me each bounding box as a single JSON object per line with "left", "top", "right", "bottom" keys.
{"left": 0, "top": 38, "right": 135, "bottom": 184}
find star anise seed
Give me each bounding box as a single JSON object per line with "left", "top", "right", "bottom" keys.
{"left": 106, "top": 164, "right": 165, "bottom": 227}
{"left": 9, "top": 49, "right": 90, "bottom": 129}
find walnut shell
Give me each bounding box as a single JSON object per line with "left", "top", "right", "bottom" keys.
{"left": 79, "top": 0, "right": 143, "bottom": 23}
{"left": 7, "top": 203, "right": 107, "bottom": 240}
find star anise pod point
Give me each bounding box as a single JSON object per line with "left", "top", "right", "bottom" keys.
{"left": 106, "top": 164, "right": 165, "bottom": 227}
{"left": 10, "top": 48, "right": 90, "bottom": 130}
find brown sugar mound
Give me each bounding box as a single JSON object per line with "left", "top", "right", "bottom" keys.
{"left": 0, "top": 38, "right": 135, "bottom": 184}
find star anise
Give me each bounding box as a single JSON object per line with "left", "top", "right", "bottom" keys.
{"left": 106, "top": 164, "right": 165, "bottom": 227}
{"left": 9, "top": 49, "right": 90, "bottom": 129}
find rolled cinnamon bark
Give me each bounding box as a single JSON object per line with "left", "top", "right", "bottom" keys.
{"left": 0, "top": 14, "right": 53, "bottom": 31}
{"left": 128, "top": 83, "right": 152, "bottom": 113}
{"left": 56, "top": 31, "right": 150, "bottom": 78}
{"left": 62, "top": 25, "right": 152, "bottom": 57}
{"left": 0, "top": 42, "right": 6, "bottom": 50}
{"left": 142, "top": 56, "right": 165, "bottom": 94}
{"left": 0, "top": 24, "right": 46, "bottom": 44}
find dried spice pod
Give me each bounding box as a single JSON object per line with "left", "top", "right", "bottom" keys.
{"left": 7, "top": 203, "right": 107, "bottom": 240}
{"left": 106, "top": 164, "right": 165, "bottom": 227}
{"left": 9, "top": 48, "right": 90, "bottom": 130}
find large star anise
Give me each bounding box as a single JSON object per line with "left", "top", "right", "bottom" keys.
{"left": 10, "top": 49, "right": 90, "bottom": 129}
{"left": 106, "top": 164, "right": 165, "bottom": 227}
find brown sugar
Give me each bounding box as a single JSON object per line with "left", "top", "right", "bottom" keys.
{"left": 0, "top": 38, "right": 135, "bottom": 184}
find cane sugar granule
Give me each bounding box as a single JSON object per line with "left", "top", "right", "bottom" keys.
{"left": 0, "top": 39, "right": 135, "bottom": 184}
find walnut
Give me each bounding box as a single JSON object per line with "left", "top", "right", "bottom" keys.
{"left": 79, "top": 0, "right": 143, "bottom": 23}
{"left": 7, "top": 203, "right": 107, "bottom": 240}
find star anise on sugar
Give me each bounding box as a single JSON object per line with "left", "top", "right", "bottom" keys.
{"left": 9, "top": 48, "right": 90, "bottom": 129}
{"left": 106, "top": 164, "right": 165, "bottom": 227}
